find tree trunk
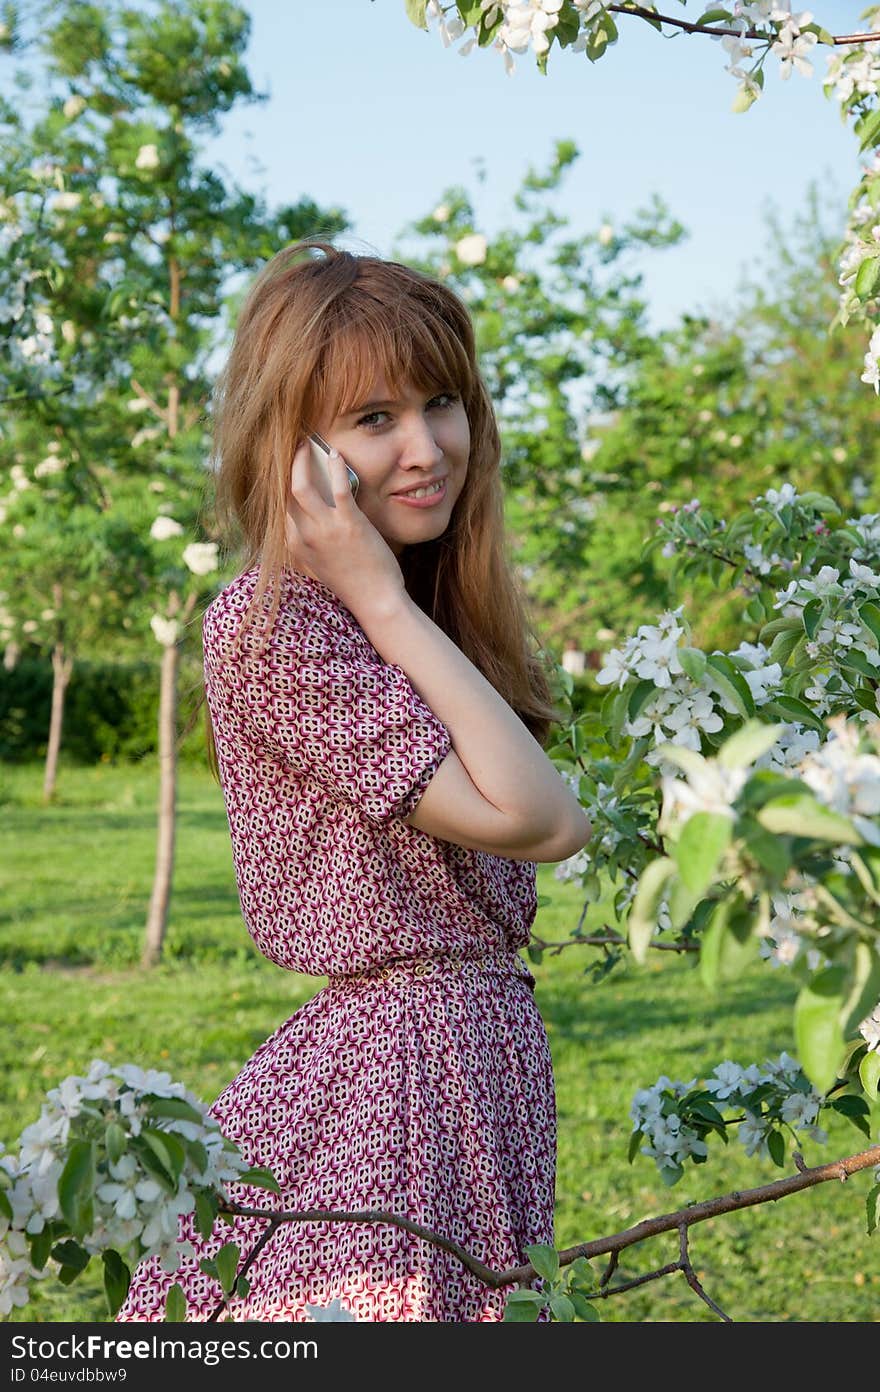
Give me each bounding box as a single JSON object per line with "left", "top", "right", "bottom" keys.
{"left": 43, "top": 643, "right": 73, "bottom": 804}
{"left": 142, "top": 638, "right": 179, "bottom": 969}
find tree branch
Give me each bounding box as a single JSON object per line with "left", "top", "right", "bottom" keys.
{"left": 606, "top": 5, "right": 880, "bottom": 47}
{"left": 528, "top": 927, "right": 698, "bottom": 956}
{"left": 677, "top": 1222, "right": 731, "bottom": 1322}
{"left": 216, "top": 1142, "right": 880, "bottom": 1319}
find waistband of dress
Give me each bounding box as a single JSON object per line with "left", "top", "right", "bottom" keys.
{"left": 325, "top": 948, "right": 535, "bottom": 993}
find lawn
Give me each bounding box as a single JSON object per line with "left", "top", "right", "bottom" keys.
{"left": 2, "top": 760, "right": 877, "bottom": 1322}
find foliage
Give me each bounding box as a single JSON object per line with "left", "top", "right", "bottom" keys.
{"left": 0, "top": 655, "right": 206, "bottom": 763}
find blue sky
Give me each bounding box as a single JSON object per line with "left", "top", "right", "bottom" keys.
{"left": 203, "top": 2, "right": 870, "bottom": 331}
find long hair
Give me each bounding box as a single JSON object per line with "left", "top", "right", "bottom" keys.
{"left": 201, "top": 239, "right": 564, "bottom": 776}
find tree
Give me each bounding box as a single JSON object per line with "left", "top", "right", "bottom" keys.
{"left": 0, "top": 0, "right": 347, "bottom": 958}
{"left": 403, "top": 2, "right": 880, "bottom": 393}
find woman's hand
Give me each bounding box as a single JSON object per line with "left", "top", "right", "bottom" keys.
{"left": 285, "top": 439, "right": 407, "bottom": 618}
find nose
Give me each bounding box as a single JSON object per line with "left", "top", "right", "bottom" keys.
{"left": 398, "top": 412, "right": 444, "bottom": 469}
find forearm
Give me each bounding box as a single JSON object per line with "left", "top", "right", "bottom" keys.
{"left": 356, "top": 591, "right": 589, "bottom": 844}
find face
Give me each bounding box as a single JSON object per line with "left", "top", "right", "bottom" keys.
{"left": 314, "top": 374, "right": 470, "bottom": 556}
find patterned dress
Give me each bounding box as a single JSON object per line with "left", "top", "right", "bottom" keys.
{"left": 117, "top": 565, "right": 556, "bottom": 1323}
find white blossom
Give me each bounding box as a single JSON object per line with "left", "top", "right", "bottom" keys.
{"left": 771, "top": 18, "right": 818, "bottom": 80}
{"left": 150, "top": 515, "right": 183, "bottom": 541}
{"left": 455, "top": 233, "right": 488, "bottom": 266}
{"left": 797, "top": 714, "right": 880, "bottom": 846}
{"left": 659, "top": 758, "right": 749, "bottom": 828}
{"left": 150, "top": 615, "right": 179, "bottom": 647}
{"left": 758, "top": 482, "right": 798, "bottom": 513}
{"left": 135, "top": 144, "right": 160, "bottom": 171}
{"left": 182, "top": 542, "right": 219, "bottom": 576}
{"left": 63, "top": 94, "right": 87, "bottom": 119}
{"left": 859, "top": 1003, "right": 880, "bottom": 1052}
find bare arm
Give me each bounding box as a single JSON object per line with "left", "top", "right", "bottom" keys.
{"left": 356, "top": 591, "right": 592, "bottom": 862}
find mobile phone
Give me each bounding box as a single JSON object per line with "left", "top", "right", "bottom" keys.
{"left": 308, "top": 431, "right": 360, "bottom": 499}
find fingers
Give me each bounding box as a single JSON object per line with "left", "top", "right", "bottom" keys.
{"left": 290, "top": 438, "right": 352, "bottom": 513}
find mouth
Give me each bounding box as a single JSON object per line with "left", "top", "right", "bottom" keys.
{"left": 391, "top": 478, "right": 448, "bottom": 507}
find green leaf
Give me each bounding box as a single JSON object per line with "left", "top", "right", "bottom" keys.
{"left": 767, "top": 1129, "right": 786, "bottom": 1168}
{"left": 697, "top": 8, "right": 735, "bottom": 21}
{"left": 795, "top": 965, "right": 848, "bottom": 1093}
{"left": 739, "top": 816, "right": 791, "bottom": 878}
{"left": 215, "top": 1241, "right": 241, "bottom": 1296}
{"left": 761, "top": 697, "right": 827, "bottom": 735}
{"left": 830, "top": 1094, "right": 870, "bottom": 1118}
{"left": 856, "top": 255, "right": 880, "bottom": 302}
{"left": 759, "top": 615, "right": 802, "bottom": 645}
{"left": 687, "top": 1098, "right": 726, "bottom": 1128}
{"left": 627, "top": 678, "right": 658, "bottom": 723}
{"left": 859, "top": 1048, "right": 880, "bottom": 1101}
{"left": 757, "top": 794, "right": 862, "bottom": 845}
{"left": 839, "top": 647, "right": 880, "bottom": 681}
{"left": 526, "top": 1243, "right": 560, "bottom": 1283}
{"left": 678, "top": 646, "right": 707, "bottom": 682}
{"left": 549, "top": 1293, "right": 576, "bottom": 1321}
{"left": 674, "top": 812, "right": 732, "bottom": 897}
{"left": 767, "top": 624, "right": 802, "bottom": 668}
{"left": 145, "top": 1096, "right": 205, "bottom": 1125}
{"left": 627, "top": 1129, "right": 643, "bottom": 1164}
{"left": 858, "top": 105, "right": 880, "bottom": 152}
{"left": 195, "top": 1189, "right": 218, "bottom": 1241}
{"left": 236, "top": 1166, "right": 281, "bottom": 1194}
{"left": 628, "top": 858, "right": 677, "bottom": 964}
{"left": 165, "top": 1283, "right": 187, "bottom": 1322}
{"left": 569, "top": 1290, "right": 600, "bottom": 1321}
{"left": 667, "top": 875, "right": 703, "bottom": 933}
{"left": 700, "top": 896, "right": 756, "bottom": 991}
{"left": 867, "top": 1183, "right": 880, "bottom": 1236}
{"left": 58, "top": 1140, "right": 96, "bottom": 1240}
{"left": 841, "top": 942, "right": 880, "bottom": 1037}
{"left": 717, "top": 719, "right": 783, "bottom": 770}
{"left": 235, "top": 1275, "right": 251, "bottom": 1300}
{"left": 101, "top": 1250, "right": 131, "bottom": 1318}
{"left": 104, "top": 1122, "right": 126, "bottom": 1166}
{"left": 141, "top": 1128, "right": 186, "bottom": 1184}
{"left": 802, "top": 599, "right": 823, "bottom": 640}
{"left": 30, "top": 1227, "right": 54, "bottom": 1271}
{"left": 745, "top": 596, "right": 766, "bottom": 624}
{"left": 405, "top": 0, "right": 429, "bottom": 30}
{"left": 503, "top": 1295, "right": 542, "bottom": 1321}
{"left": 704, "top": 653, "right": 755, "bottom": 718}
{"left": 505, "top": 1286, "right": 546, "bottom": 1304}
{"left": 184, "top": 1138, "right": 209, "bottom": 1175}
{"left": 859, "top": 601, "right": 880, "bottom": 647}
{"left": 50, "top": 1240, "right": 90, "bottom": 1277}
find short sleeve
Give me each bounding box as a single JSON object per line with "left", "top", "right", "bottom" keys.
{"left": 209, "top": 595, "right": 452, "bottom": 828}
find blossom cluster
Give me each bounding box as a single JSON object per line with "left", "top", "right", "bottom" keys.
{"left": 0, "top": 1060, "right": 255, "bottom": 1318}
{"left": 630, "top": 1052, "right": 827, "bottom": 1183}
{"left": 595, "top": 599, "right": 786, "bottom": 770}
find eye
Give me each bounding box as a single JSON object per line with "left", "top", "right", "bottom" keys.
{"left": 355, "top": 410, "right": 391, "bottom": 432}
{"left": 428, "top": 391, "right": 459, "bottom": 410}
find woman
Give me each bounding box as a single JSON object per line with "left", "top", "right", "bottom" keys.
{"left": 117, "top": 240, "right": 592, "bottom": 1323}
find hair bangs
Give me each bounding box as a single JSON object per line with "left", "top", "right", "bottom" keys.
{"left": 306, "top": 286, "right": 475, "bottom": 426}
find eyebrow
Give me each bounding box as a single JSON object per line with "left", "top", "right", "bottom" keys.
{"left": 340, "top": 399, "right": 398, "bottom": 418}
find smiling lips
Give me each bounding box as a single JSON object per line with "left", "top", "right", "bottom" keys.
{"left": 392, "top": 478, "right": 448, "bottom": 507}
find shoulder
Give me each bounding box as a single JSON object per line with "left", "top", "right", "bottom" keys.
{"left": 203, "top": 565, "right": 364, "bottom": 677}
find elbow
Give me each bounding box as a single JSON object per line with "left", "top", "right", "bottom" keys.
{"left": 543, "top": 811, "right": 592, "bottom": 865}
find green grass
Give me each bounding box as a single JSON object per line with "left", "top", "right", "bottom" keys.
{"left": 2, "top": 760, "right": 877, "bottom": 1322}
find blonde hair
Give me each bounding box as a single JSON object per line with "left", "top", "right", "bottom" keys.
{"left": 203, "top": 239, "right": 564, "bottom": 773}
